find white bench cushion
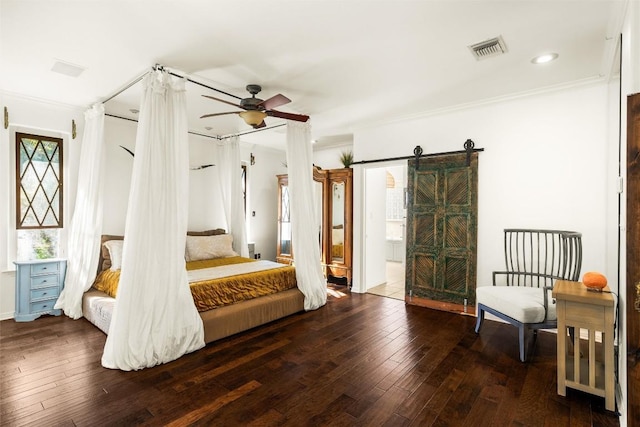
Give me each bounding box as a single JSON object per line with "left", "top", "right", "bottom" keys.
{"left": 476, "top": 285, "right": 556, "bottom": 323}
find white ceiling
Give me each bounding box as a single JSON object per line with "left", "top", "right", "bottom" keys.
{"left": 0, "top": 0, "right": 627, "bottom": 150}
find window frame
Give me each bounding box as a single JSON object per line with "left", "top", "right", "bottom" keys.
{"left": 15, "top": 132, "right": 64, "bottom": 230}
{"left": 6, "top": 128, "right": 69, "bottom": 269}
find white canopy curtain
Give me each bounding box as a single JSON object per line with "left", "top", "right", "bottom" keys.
{"left": 286, "top": 121, "right": 327, "bottom": 310}
{"left": 216, "top": 137, "right": 249, "bottom": 258}
{"left": 102, "top": 71, "right": 204, "bottom": 370}
{"left": 54, "top": 103, "right": 105, "bottom": 319}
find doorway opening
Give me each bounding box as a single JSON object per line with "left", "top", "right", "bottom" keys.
{"left": 365, "top": 164, "right": 407, "bottom": 301}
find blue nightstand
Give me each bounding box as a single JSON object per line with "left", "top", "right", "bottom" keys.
{"left": 14, "top": 259, "right": 67, "bottom": 322}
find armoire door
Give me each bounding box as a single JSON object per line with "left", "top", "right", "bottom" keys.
{"left": 326, "top": 168, "right": 353, "bottom": 284}
{"left": 405, "top": 152, "right": 478, "bottom": 312}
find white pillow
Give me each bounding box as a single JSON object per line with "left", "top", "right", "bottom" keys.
{"left": 185, "top": 234, "right": 238, "bottom": 262}
{"left": 103, "top": 240, "right": 124, "bottom": 271}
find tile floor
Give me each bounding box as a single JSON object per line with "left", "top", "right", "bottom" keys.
{"left": 367, "top": 261, "right": 405, "bottom": 300}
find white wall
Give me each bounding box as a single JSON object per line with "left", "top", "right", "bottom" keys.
{"left": 0, "top": 93, "right": 84, "bottom": 319}
{"left": 352, "top": 82, "right": 612, "bottom": 294}
{"left": 313, "top": 143, "right": 353, "bottom": 170}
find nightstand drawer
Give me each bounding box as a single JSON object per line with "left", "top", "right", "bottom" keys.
{"left": 14, "top": 259, "right": 66, "bottom": 322}
{"left": 31, "top": 275, "right": 59, "bottom": 289}
{"left": 31, "top": 286, "right": 59, "bottom": 301}
{"left": 31, "top": 262, "right": 59, "bottom": 275}
{"left": 30, "top": 299, "right": 57, "bottom": 313}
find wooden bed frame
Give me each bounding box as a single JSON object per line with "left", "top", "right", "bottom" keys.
{"left": 82, "top": 233, "right": 305, "bottom": 344}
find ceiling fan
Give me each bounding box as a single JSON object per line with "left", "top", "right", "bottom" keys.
{"left": 200, "top": 84, "right": 309, "bottom": 129}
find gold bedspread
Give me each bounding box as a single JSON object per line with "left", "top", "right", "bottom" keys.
{"left": 93, "top": 256, "right": 297, "bottom": 312}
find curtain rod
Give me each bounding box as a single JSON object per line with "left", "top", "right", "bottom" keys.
{"left": 105, "top": 113, "right": 220, "bottom": 140}
{"left": 101, "top": 64, "right": 242, "bottom": 106}
{"left": 101, "top": 71, "right": 149, "bottom": 104}
{"left": 105, "top": 113, "right": 285, "bottom": 140}
{"left": 351, "top": 147, "right": 484, "bottom": 166}
{"left": 167, "top": 71, "right": 242, "bottom": 100}
{"left": 102, "top": 65, "right": 284, "bottom": 139}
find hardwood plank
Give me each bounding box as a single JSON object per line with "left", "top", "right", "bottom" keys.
{"left": 167, "top": 380, "right": 261, "bottom": 426}
{"left": 409, "top": 368, "right": 467, "bottom": 426}
{"left": 355, "top": 385, "right": 411, "bottom": 426}
{"left": 0, "top": 292, "right": 621, "bottom": 426}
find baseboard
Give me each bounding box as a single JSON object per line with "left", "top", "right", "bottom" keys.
{"left": 0, "top": 311, "right": 14, "bottom": 321}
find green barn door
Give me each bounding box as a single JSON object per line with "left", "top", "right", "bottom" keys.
{"left": 405, "top": 152, "right": 478, "bottom": 313}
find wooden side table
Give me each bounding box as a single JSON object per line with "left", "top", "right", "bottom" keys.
{"left": 552, "top": 279, "right": 615, "bottom": 411}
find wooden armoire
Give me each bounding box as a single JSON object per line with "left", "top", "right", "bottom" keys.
{"left": 276, "top": 167, "right": 353, "bottom": 285}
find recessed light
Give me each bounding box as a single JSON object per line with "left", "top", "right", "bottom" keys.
{"left": 51, "top": 60, "right": 85, "bottom": 77}
{"left": 129, "top": 109, "right": 139, "bottom": 114}
{"left": 531, "top": 53, "right": 559, "bottom": 64}
{"left": 205, "top": 126, "right": 213, "bottom": 131}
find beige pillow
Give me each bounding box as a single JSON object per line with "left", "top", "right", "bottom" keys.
{"left": 103, "top": 240, "right": 124, "bottom": 271}
{"left": 185, "top": 234, "right": 238, "bottom": 262}
{"left": 99, "top": 234, "right": 124, "bottom": 272}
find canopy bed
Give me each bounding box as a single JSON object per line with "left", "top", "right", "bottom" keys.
{"left": 83, "top": 232, "right": 305, "bottom": 344}
{"left": 54, "top": 67, "right": 326, "bottom": 371}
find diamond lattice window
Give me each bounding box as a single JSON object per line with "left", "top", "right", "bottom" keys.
{"left": 16, "top": 133, "right": 63, "bottom": 229}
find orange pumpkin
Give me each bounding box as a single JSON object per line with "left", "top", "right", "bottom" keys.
{"left": 582, "top": 272, "right": 607, "bottom": 290}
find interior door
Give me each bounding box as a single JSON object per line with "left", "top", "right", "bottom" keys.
{"left": 627, "top": 92, "right": 640, "bottom": 426}
{"left": 405, "top": 152, "right": 478, "bottom": 312}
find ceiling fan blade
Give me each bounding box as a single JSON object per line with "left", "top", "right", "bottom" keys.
{"left": 201, "top": 94, "right": 245, "bottom": 110}
{"left": 258, "top": 94, "right": 291, "bottom": 110}
{"left": 267, "top": 110, "right": 310, "bottom": 122}
{"left": 200, "top": 111, "right": 240, "bottom": 119}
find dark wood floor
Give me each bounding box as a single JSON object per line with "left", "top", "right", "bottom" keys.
{"left": 1, "top": 289, "right": 620, "bottom": 426}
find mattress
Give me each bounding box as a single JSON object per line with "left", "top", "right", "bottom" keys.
{"left": 92, "top": 256, "right": 297, "bottom": 311}
{"left": 83, "top": 288, "right": 115, "bottom": 335}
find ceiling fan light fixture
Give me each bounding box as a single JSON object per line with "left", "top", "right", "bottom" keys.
{"left": 239, "top": 110, "right": 267, "bottom": 126}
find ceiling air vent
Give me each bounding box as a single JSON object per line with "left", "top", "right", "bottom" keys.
{"left": 468, "top": 36, "right": 507, "bottom": 60}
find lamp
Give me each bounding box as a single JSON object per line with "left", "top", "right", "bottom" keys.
{"left": 239, "top": 110, "right": 267, "bottom": 126}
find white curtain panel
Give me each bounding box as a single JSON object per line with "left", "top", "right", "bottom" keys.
{"left": 54, "top": 103, "right": 105, "bottom": 319}
{"left": 216, "top": 137, "right": 249, "bottom": 258}
{"left": 286, "top": 121, "right": 327, "bottom": 310}
{"left": 102, "top": 71, "right": 204, "bottom": 370}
